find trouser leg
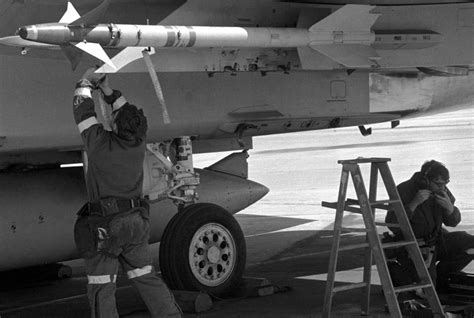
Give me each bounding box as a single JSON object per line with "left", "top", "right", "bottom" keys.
{"left": 129, "top": 269, "right": 181, "bottom": 317}
{"left": 120, "top": 244, "right": 181, "bottom": 318}
{"left": 436, "top": 231, "right": 474, "bottom": 289}
{"left": 85, "top": 254, "right": 120, "bottom": 318}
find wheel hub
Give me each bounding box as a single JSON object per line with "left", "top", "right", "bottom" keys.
{"left": 207, "top": 246, "right": 221, "bottom": 264}
{"left": 189, "top": 223, "right": 236, "bottom": 287}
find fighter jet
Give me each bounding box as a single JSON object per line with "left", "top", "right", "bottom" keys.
{"left": 0, "top": 0, "right": 472, "bottom": 297}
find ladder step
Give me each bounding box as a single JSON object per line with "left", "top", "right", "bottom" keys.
{"left": 394, "top": 282, "right": 434, "bottom": 293}
{"left": 347, "top": 198, "right": 402, "bottom": 211}
{"left": 375, "top": 222, "right": 400, "bottom": 228}
{"left": 333, "top": 282, "right": 368, "bottom": 293}
{"left": 371, "top": 200, "right": 402, "bottom": 210}
{"left": 337, "top": 157, "right": 391, "bottom": 164}
{"left": 321, "top": 201, "right": 362, "bottom": 214}
{"left": 338, "top": 242, "right": 370, "bottom": 251}
{"left": 382, "top": 241, "right": 417, "bottom": 249}
{"left": 341, "top": 227, "right": 367, "bottom": 233}
{"left": 323, "top": 199, "right": 402, "bottom": 213}
{"left": 337, "top": 241, "right": 416, "bottom": 252}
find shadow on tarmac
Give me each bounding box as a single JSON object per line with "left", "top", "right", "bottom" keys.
{"left": 0, "top": 213, "right": 391, "bottom": 318}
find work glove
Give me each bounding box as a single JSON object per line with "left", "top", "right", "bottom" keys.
{"left": 98, "top": 76, "right": 113, "bottom": 96}
{"left": 79, "top": 67, "right": 106, "bottom": 89}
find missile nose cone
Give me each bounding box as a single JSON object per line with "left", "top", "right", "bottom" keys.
{"left": 18, "top": 26, "right": 38, "bottom": 41}
{"left": 18, "top": 27, "right": 28, "bottom": 40}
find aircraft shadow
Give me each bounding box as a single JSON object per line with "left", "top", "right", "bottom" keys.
{"left": 0, "top": 213, "right": 388, "bottom": 317}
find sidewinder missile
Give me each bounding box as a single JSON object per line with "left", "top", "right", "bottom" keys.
{"left": 19, "top": 21, "right": 376, "bottom": 49}
{"left": 17, "top": 4, "right": 381, "bottom": 69}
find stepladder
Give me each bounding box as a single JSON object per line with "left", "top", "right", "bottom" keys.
{"left": 321, "top": 158, "right": 445, "bottom": 318}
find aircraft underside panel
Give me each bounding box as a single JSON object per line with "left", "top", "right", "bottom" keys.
{"left": 370, "top": 72, "right": 474, "bottom": 116}
{"left": 0, "top": 53, "right": 371, "bottom": 156}
{"left": 1, "top": 53, "right": 472, "bottom": 167}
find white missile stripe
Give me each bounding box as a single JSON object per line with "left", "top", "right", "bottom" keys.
{"left": 74, "top": 87, "right": 92, "bottom": 98}
{"left": 87, "top": 274, "right": 117, "bottom": 284}
{"left": 112, "top": 96, "right": 127, "bottom": 111}
{"left": 127, "top": 265, "right": 152, "bottom": 279}
{"left": 77, "top": 116, "right": 99, "bottom": 133}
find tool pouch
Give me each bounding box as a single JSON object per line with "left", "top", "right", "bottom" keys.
{"left": 74, "top": 215, "right": 98, "bottom": 259}
{"left": 74, "top": 202, "right": 117, "bottom": 258}
{"left": 74, "top": 202, "right": 150, "bottom": 259}
{"left": 74, "top": 214, "right": 118, "bottom": 259}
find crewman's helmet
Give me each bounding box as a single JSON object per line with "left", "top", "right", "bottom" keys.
{"left": 113, "top": 104, "right": 148, "bottom": 142}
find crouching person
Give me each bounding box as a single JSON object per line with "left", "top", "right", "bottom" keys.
{"left": 385, "top": 160, "right": 474, "bottom": 294}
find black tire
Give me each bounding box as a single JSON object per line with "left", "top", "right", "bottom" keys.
{"left": 159, "top": 203, "right": 246, "bottom": 297}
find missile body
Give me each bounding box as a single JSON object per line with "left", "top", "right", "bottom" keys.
{"left": 19, "top": 23, "right": 375, "bottom": 49}
{"left": 13, "top": 4, "right": 382, "bottom": 70}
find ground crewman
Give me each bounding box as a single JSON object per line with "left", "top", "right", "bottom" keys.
{"left": 385, "top": 160, "right": 474, "bottom": 293}
{"left": 72, "top": 67, "right": 182, "bottom": 318}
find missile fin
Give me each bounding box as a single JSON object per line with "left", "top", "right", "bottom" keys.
{"left": 74, "top": 42, "right": 116, "bottom": 70}
{"left": 96, "top": 47, "right": 156, "bottom": 73}
{"left": 59, "top": 2, "right": 81, "bottom": 24}
{"left": 69, "top": 0, "right": 111, "bottom": 26}
{"left": 310, "top": 44, "right": 379, "bottom": 68}
{"left": 309, "top": 5, "right": 380, "bottom": 33}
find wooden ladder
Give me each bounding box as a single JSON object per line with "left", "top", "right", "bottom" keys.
{"left": 321, "top": 158, "right": 445, "bottom": 317}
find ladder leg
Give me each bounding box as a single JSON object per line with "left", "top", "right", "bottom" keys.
{"left": 349, "top": 164, "right": 402, "bottom": 318}
{"left": 361, "top": 163, "right": 380, "bottom": 315}
{"left": 361, "top": 236, "right": 372, "bottom": 316}
{"left": 322, "top": 167, "right": 350, "bottom": 318}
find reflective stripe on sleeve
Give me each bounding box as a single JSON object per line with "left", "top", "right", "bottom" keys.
{"left": 87, "top": 274, "right": 117, "bottom": 284}
{"left": 74, "top": 87, "right": 92, "bottom": 98}
{"left": 112, "top": 96, "right": 127, "bottom": 112}
{"left": 77, "top": 116, "right": 99, "bottom": 133}
{"left": 127, "top": 265, "right": 153, "bottom": 279}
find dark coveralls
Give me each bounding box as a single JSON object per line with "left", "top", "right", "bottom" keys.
{"left": 385, "top": 172, "right": 474, "bottom": 290}
{"left": 72, "top": 81, "right": 181, "bottom": 318}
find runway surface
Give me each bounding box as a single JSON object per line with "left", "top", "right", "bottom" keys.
{"left": 1, "top": 108, "right": 473, "bottom": 317}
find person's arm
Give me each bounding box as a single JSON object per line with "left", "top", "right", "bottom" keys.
{"left": 99, "top": 76, "right": 128, "bottom": 112}
{"left": 406, "top": 189, "right": 432, "bottom": 216}
{"left": 436, "top": 188, "right": 461, "bottom": 227}
{"left": 397, "top": 180, "right": 430, "bottom": 220}
{"left": 72, "top": 68, "right": 106, "bottom": 151}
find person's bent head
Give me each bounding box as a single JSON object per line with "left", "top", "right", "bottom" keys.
{"left": 420, "top": 160, "right": 450, "bottom": 193}
{"left": 113, "top": 104, "right": 147, "bottom": 143}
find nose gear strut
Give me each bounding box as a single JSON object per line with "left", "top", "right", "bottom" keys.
{"left": 143, "top": 136, "right": 200, "bottom": 205}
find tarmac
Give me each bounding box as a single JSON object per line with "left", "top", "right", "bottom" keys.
{"left": 0, "top": 108, "right": 473, "bottom": 317}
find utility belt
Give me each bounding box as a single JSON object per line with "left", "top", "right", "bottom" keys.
{"left": 78, "top": 197, "right": 145, "bottom": 217}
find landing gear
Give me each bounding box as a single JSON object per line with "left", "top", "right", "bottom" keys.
{"left": 147, "top": 137, "right": 246, "bottom": 296}
{"left": 159, "top": 203, "right": 246, "bottom": 297}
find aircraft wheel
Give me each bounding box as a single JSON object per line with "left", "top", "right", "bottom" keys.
{"left": 159, "top": 203, "right": 246, "bottom": 297}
